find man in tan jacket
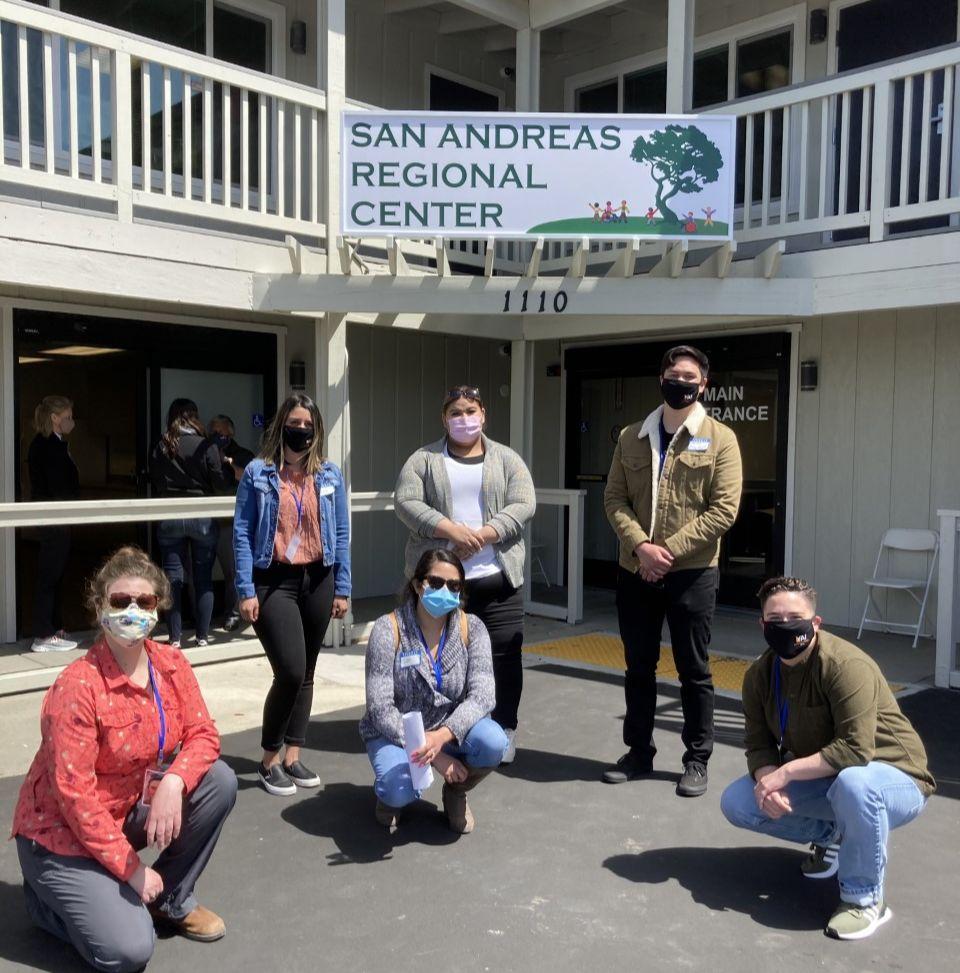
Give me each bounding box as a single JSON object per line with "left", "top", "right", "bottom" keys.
{"left": 603, "top": 345, "right": 742, "bottom": 796}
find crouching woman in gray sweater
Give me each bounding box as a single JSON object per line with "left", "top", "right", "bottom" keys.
{"left": 359, "top": 549, "right": 508, "bottom": 834}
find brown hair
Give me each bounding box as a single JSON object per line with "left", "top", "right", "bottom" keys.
{"left": 258, "top": 393, "right": 326, "bottom": 474}
{"left": 757, "top": 576, "right": 817, "bottom": 611}
{"left": 400, "top": 549, "right": 466, "bottom": 608}
{"left": 161, "top": 398, "right": 206, "bottom": 459}
{"left": 33, "top": 395, "right": 73, "bottom": 437}
{"left": 660, "top": 345, "right": 710, "bottom": 379}
{"left": 85, "top": 546, "right": 172, "bottom": 619}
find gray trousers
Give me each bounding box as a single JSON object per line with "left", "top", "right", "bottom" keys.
{"left": 215, "top": 518, "right": 238, "bottom": 617}
{"left": 16, "top": 759, "right": 237, "bottom": 973}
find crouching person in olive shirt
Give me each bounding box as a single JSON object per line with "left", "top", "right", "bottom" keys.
{"left": 721, "top": 576, "right": 935, "bottom": 941}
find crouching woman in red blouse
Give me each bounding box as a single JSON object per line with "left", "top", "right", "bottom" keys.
{"left": 11, "top": 546, "right": 237, "bottom": 972}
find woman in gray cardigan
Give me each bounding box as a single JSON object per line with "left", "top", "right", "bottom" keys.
{"left": 359, "top": 549, "right": 508, "bottom": 834}
{"left": 394, "top": 386, "right": 536, "bottom": 764}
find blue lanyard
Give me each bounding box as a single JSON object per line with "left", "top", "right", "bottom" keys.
{"left": 285, "top": 475, "right": 307, "bottom": 530}
{"left": 417, "top": 624, "right": 447, "bottom": 692}
{"left": 146, "top": 659, "right": 166, "bottom": 767}
{"left": 772, "top": 659, "right": 788, "bottom": 754}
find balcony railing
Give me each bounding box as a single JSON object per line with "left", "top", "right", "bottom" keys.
{"left": 0, "top": 0, "right": 328, "bottom": 239}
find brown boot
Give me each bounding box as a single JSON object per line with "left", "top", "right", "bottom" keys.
{"left": 150, "top": 904, "right": 225, "bottom": 942}
{"left": 375, "top": 798, "right": 401, "bottom": 831}
{"left": 442, "top": 767, "right": 494, "bottom": 834}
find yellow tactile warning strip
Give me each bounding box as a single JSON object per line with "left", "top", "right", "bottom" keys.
{"left": 524, "top": 633, "right": 904, "bottom": 695}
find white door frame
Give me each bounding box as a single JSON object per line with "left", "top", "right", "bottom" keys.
{"left": 423, "top": 64, "right": 505, "bottom": 110}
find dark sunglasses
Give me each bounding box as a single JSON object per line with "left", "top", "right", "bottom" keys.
{"left": 424, "top": 575, "right": 463, "bottom": 594}
{"left": 108, "top": 592, "right": 159, "bottom": 611}
{"left": 445, "top": 386, "right": 481, "bottom": 403}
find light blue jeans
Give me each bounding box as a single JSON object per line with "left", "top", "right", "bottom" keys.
{"left": 366, "top": 716, "right": 508, "bottom": 808}
{"left": 721, "top": 762, "right": 927, "bottom": 906}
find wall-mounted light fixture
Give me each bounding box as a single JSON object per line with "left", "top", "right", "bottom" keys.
{"left": 289, "top": 360, "right": 306, "bottom": 391}
{"left": 809, "top": 9, "right": 828, "bottom": 44}
{"left": 800, "top": 360, "right": 819, "bottom": 391}
{"left": 290, "top": 20, "right": 307, "bottom": 55}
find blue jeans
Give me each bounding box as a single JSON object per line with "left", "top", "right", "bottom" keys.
{"left": 366, "top": 716, "right": 508, "bottom": 808}
{"left": 157, "top": 518, "right": 219, "bottom": 643}
{"left": 720, "top": 763, "right": 927, "bottom": 906}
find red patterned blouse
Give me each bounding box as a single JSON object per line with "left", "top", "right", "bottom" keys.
{"left": 11, "top": 638, "right": 220, "bottom": 881}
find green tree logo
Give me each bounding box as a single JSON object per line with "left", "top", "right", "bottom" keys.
{"left": 630, "top": 124, "right": 723, "bottom": 226}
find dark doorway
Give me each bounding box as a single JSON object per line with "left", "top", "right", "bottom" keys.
{"left": 12, "top": 311, "right": 277, "bottom": 639}
{"left": 564, "top": 333, "right": 792, "bottom": 609}
{"left": 428, "top": 72, "right": 501, "bottom": 111}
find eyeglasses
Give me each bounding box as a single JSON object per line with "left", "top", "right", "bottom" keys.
{"left": 108, "top": 593, "right": 159, "bottom": 611}
{"left": 445, "top": 386, "right": 481, "bottom": 403}
{"left": 424, "top": 575, "right": 463, "bottom": 594}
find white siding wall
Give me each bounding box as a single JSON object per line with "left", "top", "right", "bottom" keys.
{"left": 347, "top": 322, "right": 512, "bottom": 597}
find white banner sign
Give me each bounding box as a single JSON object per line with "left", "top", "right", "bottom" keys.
{"left": 341, "top": 111, "right": 736, "bottom": 241}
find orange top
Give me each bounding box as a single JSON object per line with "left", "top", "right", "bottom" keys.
{"left": 273, "top": 468, "right": 324, "bottom": 564}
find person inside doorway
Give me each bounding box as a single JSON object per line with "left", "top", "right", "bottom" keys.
{"left": 602, "top": 344, "right": 742, "bottom": 796}
{"left": 233, "top": 394, "right": 351, "bottom": 797}
{"left": 150, "top": 399, "right": 234, "bottom": 649}
{"left": 27, "top": 394, "right": 80, "bottom": 653}
{"left": 720, "top": 576, "right": 934, "bottom": 940}
{"left": 12, "top": 546, "right": 236, "bottom": 970}
{"left": 394, "top": 385, "right": 536, "bottom": 764}
{"left": 207, "top": 414, "right": 255, "bottom": 633}
{"left": 359, "top": 549, "right": 507, "bottom": 834}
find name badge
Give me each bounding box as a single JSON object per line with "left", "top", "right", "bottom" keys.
{"left": 399, "top": 651, "right": 421, "bottom": 669}
{"left": 139, "top": 766, "right": 168, "bottom": 807}
{"left": 283, "top": 530, "right": 302, "bottom": 562}
{"left": 687, "top": 437, "right": 711, "bottom": 452}
{"left": 319, "top": 484, "right": 335, "bottom": 496}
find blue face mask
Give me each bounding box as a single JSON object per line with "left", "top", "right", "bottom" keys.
{"left": 420, "top": 584, "right": 461, "bottom": 618}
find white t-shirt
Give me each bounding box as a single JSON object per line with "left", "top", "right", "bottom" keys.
{"left": 442, "top": 446, "right": 501, "bottom": 580}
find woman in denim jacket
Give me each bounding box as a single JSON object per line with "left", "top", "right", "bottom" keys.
{"left": 233, "top": 394, "right": 351, "bottom": 797}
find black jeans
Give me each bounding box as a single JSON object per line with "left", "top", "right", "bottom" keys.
{"left": 253, "top": 560, "right": 334, "bottom": 752}
{"left": 463, "top": 572, "right": 524, "bottom": 730}
{"left": 617, "top": 566, "right": 717, "bottom": 766}
{"left": 33, "top": 526, "right": 71, "bottom": 637}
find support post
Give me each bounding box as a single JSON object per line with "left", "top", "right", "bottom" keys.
{"left": 515, "top": 28, "right": 540, "bottom": 111}
{"left": 320, "top": 0, "right": 346, "bottom": 272}
{"left": 0, "top": 306, "right": 16, "bottom": 642}
{"left": 869, "top": 78, "right": 894, "bottom": 242}
{"left": 509, "top": 338, "right": 534, "bottom": 465}
{"left": 112, "top": 50, "right": 133, "bottom": 222}
{"left": 665, "top": 0, "right": 695, "bottom": 114}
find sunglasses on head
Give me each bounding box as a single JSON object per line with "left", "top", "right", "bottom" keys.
{"left": 445, "top": 386, "right": 481, "bottom": 403}
{"left": 423, "top": 575, "right": 463, "bottom": 594}
{"left": 108, "top": 592, "right": 159, "bottom": 611}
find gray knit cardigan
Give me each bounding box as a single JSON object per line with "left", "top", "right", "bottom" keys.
{"left": 358, "top": 602, "right": 495, "bottom": 746}
{"left": 393, "top": 434, "right": 536, "bottom": 589}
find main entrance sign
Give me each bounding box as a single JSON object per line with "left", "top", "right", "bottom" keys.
{"left": 342, "top": 111, "right": 736, "bottom": 240}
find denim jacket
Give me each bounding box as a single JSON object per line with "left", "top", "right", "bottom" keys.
{"left": 233, "top": 458, "right": 351, "bottom": 600}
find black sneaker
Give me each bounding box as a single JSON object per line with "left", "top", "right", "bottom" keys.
{"left": 602, "top": 750, "right": 654, "bottom": 784}
{"left": 676, "top": 761, "right": 708, "bottom": 797}
{"left": 282, "top": 760, "right": 321, "bottom": 788}
{"left": 222, "top": 613, "right": 242, "bottom": 633}
{"left": 258, "top": 762, "right": 297, "bottom": 796}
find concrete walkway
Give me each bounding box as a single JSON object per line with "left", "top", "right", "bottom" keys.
{"left": 0, "top": 645, "right": 957, "bottom": 972}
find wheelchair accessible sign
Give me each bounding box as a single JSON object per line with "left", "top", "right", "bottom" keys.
{"left": 341, "top": 110, "right": 735, "bottom": 241}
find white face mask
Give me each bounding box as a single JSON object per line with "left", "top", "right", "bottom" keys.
{"left": 100, "top": 605, "right": 158, "bottom": 645}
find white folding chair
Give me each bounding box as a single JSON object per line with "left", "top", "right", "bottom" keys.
{"left": 857, "top": 528, "right": 939, "bottom": 648}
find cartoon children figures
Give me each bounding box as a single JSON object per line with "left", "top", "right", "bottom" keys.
{"left": 589, "top": 202, "right": 602, "bottom": 221}
{"left": 645, "top": 206, "right": 658, "bottom": 224}
{"left": 702, "top": 206, "right": 716, "bottom": 227}
{"left": 683, "top": 211, "right": 697, "bottom": 233}
{"left": 617, "top": 200, "right": 630, "bottom": 223}
{"left": 603, "top": 201, "right": 616, "bottom": 222}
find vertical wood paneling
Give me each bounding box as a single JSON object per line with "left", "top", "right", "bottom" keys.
{"left": 812, "top": 314, "right": 859, "bottom": 622}
{"left": 791, "top": 317, "right": 822, "bottom": 582}
{"left": 847, "top": 311, "right": 896, "bottom": 625}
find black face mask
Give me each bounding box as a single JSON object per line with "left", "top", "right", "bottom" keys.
{"left": 282, "top": 425, "right": 314, "bottom": 454}
{"left": 763, "top": 618, "right": 816, "bottom": 660}
{"left": 661, "top": 378, "right": 700, "bottom": 410}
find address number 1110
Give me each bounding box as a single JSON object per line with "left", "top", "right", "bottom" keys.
{"left": 502, "top": 289, "right": 569, "bottom": 313}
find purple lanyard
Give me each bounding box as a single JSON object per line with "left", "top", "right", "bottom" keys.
{"left": 147, "top": 660, "right": 166, "bottom": 766}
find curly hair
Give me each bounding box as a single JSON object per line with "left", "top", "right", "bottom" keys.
{"left": 85, "top": 546, "right": 172, "bottom": 620}
{"left": 756, "top": 576, "right": 817, "bottom": 610}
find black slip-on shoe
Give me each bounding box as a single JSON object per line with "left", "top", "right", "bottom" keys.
{"left": 258, "top": 762, "right": 297, "bottom": 796}
{"left": 282, "top": 759, "right": 322, "bottom": 788}
{"left": 602, "top": 750, "right": 654, "bottom": 784}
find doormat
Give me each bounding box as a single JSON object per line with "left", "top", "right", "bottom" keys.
{"left": 524, "top": 633, "right": 904, "bottom": 695}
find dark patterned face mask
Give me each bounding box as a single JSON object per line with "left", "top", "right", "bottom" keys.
{"left": 661, "top": 378, "right": 700, "bottom": 409}
{"left": 763, "top": 618, "right": 816, "bottom": 659}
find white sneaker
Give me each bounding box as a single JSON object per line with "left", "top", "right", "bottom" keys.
{"left": 31, "top": 634, "right": 79, "bottom": 653}
{"left": 501, "top": 728, "right": 517, "bottom": 765}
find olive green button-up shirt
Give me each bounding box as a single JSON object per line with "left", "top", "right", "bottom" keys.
{"left": 741, "top": 629, "right": 936, "bottom": 797}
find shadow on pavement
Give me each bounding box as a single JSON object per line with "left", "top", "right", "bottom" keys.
{"left": 499, "top": 749, "right": 680, "bottom": 785}
{"left": 0, "top": 880, "right": 89, "bottom": 972}
{"left": 280, "top": 781, "right": 459, "bottom": 863}
{"left": 604, "top": 845, "right": 838, "bottom": 931}
{"left": 899, "top": 689, "right": 960, "bottom": 800}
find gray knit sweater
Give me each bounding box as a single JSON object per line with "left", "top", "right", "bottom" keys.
{"left": 358, "top": 602, "right": 495, "bottom": 747}
{"left": 394, "top": 434, "right": 536, "bottom": 589}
